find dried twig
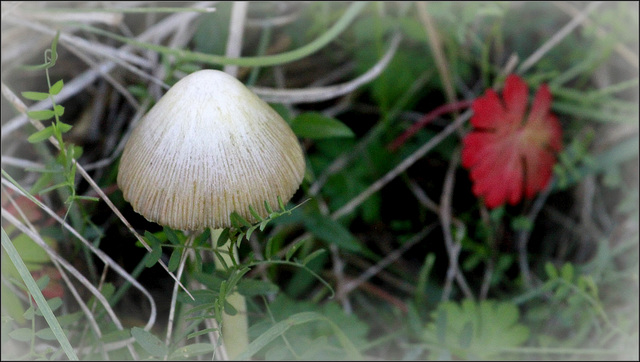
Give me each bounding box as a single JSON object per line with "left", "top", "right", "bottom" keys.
{"left": 223, "top": 2, "right": 249, "bottom": 77}
{"left": 339, "top": 223, "right": 437, "bottom": 297}
{"left": 518, "top": 1, "right": 604, "bottom": 73}
{"left": 438, "top": 149, "right": 474, "bottom": 301}
{"left": 416, "top": 2, "right": 456, "bottom": 104}
{"left": 332, "top": 110, "right": 471, "bottom": 221}
{"left": 250, "top": 33, "right": 402, "bottom": 104}
{"left": 552, "top": 1, "right": 638, "bottom": 69}
{"left": 2, "top": 2, "right": 215, "bottom": 140}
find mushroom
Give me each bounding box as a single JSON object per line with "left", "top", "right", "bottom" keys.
{"left": 117, "top": 69, "right": 306, "bottom": 358}
{"left": 117, "top": 69, "right": 306, "bottom": 231}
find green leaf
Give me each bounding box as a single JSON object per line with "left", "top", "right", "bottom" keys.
{"left": 286, "top": 238, "right": 308, "bottom": 261}
{"left": 144, "top": 231, "right": 162, "bottom": 247}
{"left": 223, "top": 299, "right": 237, "bottom": 315}
{"left": 36, "top": 327, "right": 57, "bottom": 341}
{"left": 169, "top": 343, "right": 217, "bottom": 359}
{"left": 9, "top": 328, "right": 33, "bottom": 342}
{"left": 290, "top": 112, "right": 354, "bottom": 139}
{"left": 56, "top": 311, "right": 83, "bottom": 328}
{"left": 49, "top": 79, "right": 64, "bottom": 95}
{"left": 193, "top": 228, "right": 211, "bottom": 247}
{"left": 2, "top": 233, "right": 52, "bottom": 277}
{"left": 249, "top": 204, "right": 263, "bottom": 221}
{"left": 193, "top": 272, "right": 224, "bottom": 290}
{"left": 236, "top": 311, "right": 362, "bottom": 360}
{"left": 168, "top": 247, "right": 182, "bottom": 272}
{"left": 212, "top": 249, "right": 228, "bottom": 270}
{"left": 246, "top": 224, "right": 258, "bottom": 241}
{"left": 70, "top": 145, "right": 83, "bottom": 159}
{"left": 216, "top": 228, "right": 229, "bottom": 247}
{"left": 303, "top": 213, "right": 363, "bottom": 253}
{"left": 34, "top": 297, "right": 63, "bottom": 316}
{"left": 27, "top": 109, "right": 56, "bottom": 121}
{"left": 100, "top": 283, "right": 116, "bottom": 300}
{"left": 230, "top": 212, "right": 252, "bottom": 228}
{"left": 560, "top": 263, "right": 575, "bottom": 281}
{"left": 57, "top": 121, "right": 72, "bottom": 133}
{"left": 131, "top": 327, "right": 168, "bottom": 358}
{"left": 545, "top": 262, "right": 558, "bottom": 279}
{"left": 459, "top": 321, "right": 473, "bottom": 349}
{"left": 145, "top": 246, "right": 162, "bottom": 268}
{"left": 2, "top": 282, "right": 26, "bottom": 324}
{"left": 178, "top": 289, "right": 217, "bottom": 306}
{"left": 237, "top": 278, "right": 279, "bottom": 296}
{"left": 164, "top": 227, "right": 181, "bottom": 245}
{"left": 265, "top": 200, "right": 274, "bottom": 214}
{"left": 27, "top": 126, "right": 55, "bottom": 143}
{"left": 186, "top": 328, "right": 220, "bottom": 341}
{"left": 423, "top": 299, "right": 529, "bottom": 359}
{"left": 53, "top": 104, "right": 65, "bottom": 117}
{"left": 302, "top": 249, "right": 325, "bottom": 266}
{"left": 100, "top": 329, "right": 132, "bottom": 344}
{"left": 264, "top": 237, "right": 274, "bottom": 260}
{"left": 22, "top": 91, "right": 50, "bottom": 101}
{"left": 144, "top": 231, "right": 162, "bottom": 268}
{"left": 193, "top": 249, "right": 203, "bottom": 273}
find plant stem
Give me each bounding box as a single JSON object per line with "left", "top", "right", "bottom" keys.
{"left": 388, "top": 99, "right": 473, "bottom": 151}
{"left": 70, "top": 2, "right": 368, "bottom": 67}
{"left": 211, "top": 228, "right": 249, "bottom": 359}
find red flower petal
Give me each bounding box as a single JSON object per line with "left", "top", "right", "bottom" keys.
{"left": 470, "top": 90, "right": 506, "bottom": 129}
{"left": 462, "top": 75, "right": 563, "bottom": 209}
{"left": 503, "top": 74, "right": 529, "bottom": 123}
{"left": 529, "top": 84, "right": 552, "bottom": 124}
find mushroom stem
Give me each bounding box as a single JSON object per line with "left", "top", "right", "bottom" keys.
{"left": 211, "top": 228, "right": 249, "bottom": 359}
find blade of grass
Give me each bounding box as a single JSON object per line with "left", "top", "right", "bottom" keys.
{"left": 235, "top": 311, "right": 362, "bottom": 360}
{"left": 1, "top": 227, "right": 79, "bottom": 360}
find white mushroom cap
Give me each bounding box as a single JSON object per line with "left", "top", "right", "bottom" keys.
{"left": 117, "top": 70, "right": 305, "bottom": 231}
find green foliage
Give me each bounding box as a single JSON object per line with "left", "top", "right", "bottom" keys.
{"left": 248, "top": 294, "right": 368, "bottom": 360}
{"left": 422, "top": 299, "right": 530, "bottom": 359}
{"left": 1, "top": 229, "right": 77, "bottom": 360}
{"left": 20, "top": 32, "right": 97, "bottom": 213}
{"left": 225, "top": 196, "right": 308, "bottom": 250}
{"left": 131, "top": 327, "right": 168, "bottom": 358}
{"left": 291, "top": 112, "right": 355, "bottom": 139}
{"left": 302, "top": 203, "right": 364, "bottom": 254}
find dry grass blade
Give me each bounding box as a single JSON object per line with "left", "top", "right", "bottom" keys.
{"left": 2, "top": 2, "right": 216, "bottom": 140}
{"left": 340, "top": 223, "right": 436, "bottom": 298}
{"left": 223, "top": 1, "right": 249, "bottom": 78}
{"left": 438, "top": 149, "right": 473, "bottom": 301}
{"left": 251, "top": 33, "right": 402, "bottom": 104}
{"left": 1, "top": 179, "right": 158, "bottom": 332}
{"left": 518, "top": 1, "right": 604, "bottom": 73}
{"left": 1, "top": 210, "right": 139, "bottom": 358}
{"left": 332, "top": 110, "right": 471, "bottom": 220}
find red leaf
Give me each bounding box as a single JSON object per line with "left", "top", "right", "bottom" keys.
{"left": 462, "top": 74, "right": 563, "bottom": 209}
